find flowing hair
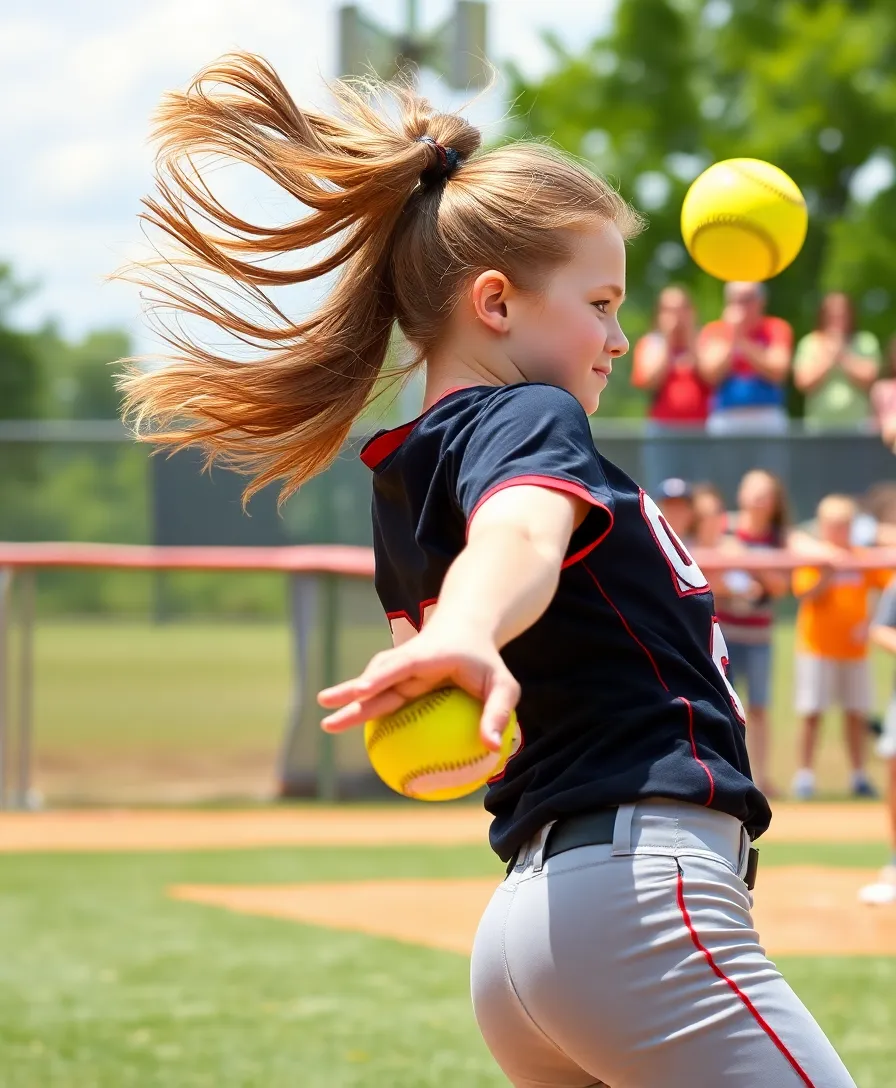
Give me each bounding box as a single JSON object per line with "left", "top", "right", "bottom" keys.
{"left": 118, "top": 52, "right": 643, "bottom": 503}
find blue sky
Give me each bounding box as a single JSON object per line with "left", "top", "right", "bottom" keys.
{"left": 0, "top": 0, "right": 614, "bottom": 352}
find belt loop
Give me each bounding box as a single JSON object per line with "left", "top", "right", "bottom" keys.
{"left": 738, "top": 825, "right": 750, "bottom": 880}
{"left": 531, "top": 820, "right": 556, "bottom": 873}
{"left": 611, "top": 803, "right": 636, "bottom": 855}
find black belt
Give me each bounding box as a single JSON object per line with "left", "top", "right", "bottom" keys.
{"left": 507, "top": 807, "right": 759, "bottom": 891}
{"left": 506, "top": 809, "right": 618, "bottom": 875}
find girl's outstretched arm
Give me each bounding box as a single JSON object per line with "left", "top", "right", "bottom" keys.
{"left": 318, "top": 484, "right": 588, "bottom": 749}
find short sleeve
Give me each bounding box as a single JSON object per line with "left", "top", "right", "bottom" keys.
{"left": 873, "top": 576, "right": 896, "bottom": 628}
{"left": 452, "top": 384, "right": 615, "bottom": 564}
{"left": 697, "top": 320, "right": 731, "bottom": 351}
{"left": 852, "top": 331, "right": 882, "bottom": 368}
{"left": 765, "top": 316, "right": 793, "bottom": 352}
{"left": 793, "top": 567, "right": 822, "bottom": 597}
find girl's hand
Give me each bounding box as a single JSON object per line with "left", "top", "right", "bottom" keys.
{"left": 317, "top": 622, "right": 520, "bottom": 752}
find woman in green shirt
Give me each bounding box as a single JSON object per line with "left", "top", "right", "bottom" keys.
{"left": 794, "top": 292, "right": 880, "bottom": 425}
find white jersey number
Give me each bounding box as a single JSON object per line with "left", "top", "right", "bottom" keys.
{"left": 710, "top": 618, "right": 746, "bottom": 723}
{"left": 641, "top": 491, "right": 744, "bottom": 722}
{"left": 640, "top": 492, "right": 709, "bottom": 596}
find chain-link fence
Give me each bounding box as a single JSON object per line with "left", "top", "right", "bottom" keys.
{"left": 1, "top": 420, "right": 893, "bottom": 805}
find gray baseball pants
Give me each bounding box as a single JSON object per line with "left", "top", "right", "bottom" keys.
{"left": 470, "top": 798, "right": 856, "bottom": 1087}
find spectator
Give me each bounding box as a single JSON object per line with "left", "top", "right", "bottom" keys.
{"left": 871, "top": 334, "right": 896, "bottom": 452}
{"left": 632, "top": 287, "right": 710, "bottom": 491}
{"left": 790, "top": 495, "right": 893, "bottom": 800}
{"left": 789, "top": 482, "right": 896, "bottom": 554}
{"left": 697, "top": 282, "right": 793, "bottom": 436}
{"left": 692, "top": 483, "right": 727, "bottom": 549}
{"left": 793, "top": 292, "right": 880, "bottom": 426}
{"left": 858, "top": 573, "right": 896, "bottom": 904}
{"left": 655, "top": 477, "right": 696, "bottom": 545}
{"left": 715, "top": 469, "right": 790, "bottom": 796}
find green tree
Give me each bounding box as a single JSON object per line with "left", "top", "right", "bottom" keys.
{"left": 0, "top": 264, "right": 43, "bottom": 419}
{"left": 35, "top": 325, "right": 129, "bottom": 419}
{"left": 506, "top": 0, "right": 896, "bottom": 414}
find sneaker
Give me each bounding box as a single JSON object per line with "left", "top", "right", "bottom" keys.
{"left": 859, "top": 881, "right": 896, "bottom": 905}
{"left": 859, "top": 867, "right": 896, "bottom": 905}
{"left": 791, "top": 768, "right": 815, "bottom": 800}
{"left": 851, "top": 775, "right": 879, "bottom": 799}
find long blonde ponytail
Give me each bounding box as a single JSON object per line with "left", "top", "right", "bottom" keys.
{"left": 119, "top": 52, "right": 641, "bottom": 502}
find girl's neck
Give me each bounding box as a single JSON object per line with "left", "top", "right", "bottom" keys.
{"left": 422, "top": 343, "right": 521, "bottom": 411}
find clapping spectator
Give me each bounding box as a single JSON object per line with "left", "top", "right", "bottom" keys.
{"left": 697, "top": 282, "right": 793, "bottom": 436}
{"left": 632, "top": 287, "right": 711, "bottom": 492}
{"left": 794, "top": 292, "right": 880, "bottom": 426}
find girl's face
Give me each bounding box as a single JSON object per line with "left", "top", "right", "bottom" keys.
{"left": 694, "top": 493, "right": 725, "bottom": 545}
{"left": 505, "top": 222, "right": 629, "bottom": 415}
{"left": 737, "top": 472, "right": 778, "bottom": 520}
{"left": 656, "top": 287, "right": 694, "bottom": 338}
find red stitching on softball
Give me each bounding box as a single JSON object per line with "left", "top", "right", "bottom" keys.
{"left": 728, "top": 161, "right": 806, "bottom": 208}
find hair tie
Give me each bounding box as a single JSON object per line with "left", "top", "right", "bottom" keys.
{"left": 416, "top": 135, "right": 461, "bottom": 185}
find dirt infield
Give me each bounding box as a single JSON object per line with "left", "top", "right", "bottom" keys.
{"left": 170, "top": 866, "right": 896, "bottom": 957}
{"left": 0, "top": 801, "right": 889, "bottom": 852}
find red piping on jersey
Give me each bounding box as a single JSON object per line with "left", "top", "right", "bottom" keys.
{"left": 582, "top": 565, "right": 669, "bottom": 692}
{"left": 487, "top": 722, "right": 526, "bottom": 784}
{"left": 360, "top": 421, "right": 418, "bottom": 469}
{"left": 359, "top": 386, "right": 478, "bottom": 469}
{"left": 466, "top": 474, "right": 614, "bottom": 568}
{"left": 676, "top": 869, "right": 818, "bottom": 1088}
{"left": 678, "top": 696, "right": 715, "bottom": 805}
{"left": 713, "top": 612, "right": 773, "bottom": 628}
{"left": 386, "top": 597, "right": 439, "bottom": 633}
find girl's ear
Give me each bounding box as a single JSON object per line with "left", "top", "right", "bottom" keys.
{"left": 471, "top": 270, "right": 513, "bottom": 333}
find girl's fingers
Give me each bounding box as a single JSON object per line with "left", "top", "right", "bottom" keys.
{"left": 320, "top": 687, "right": 409, "bottom": 732}
{"left": 319, "top": 652, "right": 430, "bottom": 708}
{"left": 479, "top": 671, "right": 521, "bottom": 751}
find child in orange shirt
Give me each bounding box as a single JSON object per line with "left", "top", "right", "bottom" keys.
{"left": 791, "top": 495, "right": 892, "bottom": 799}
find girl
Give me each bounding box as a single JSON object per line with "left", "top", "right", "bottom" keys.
{"left": 122, "top": 53, "right": 856, "bottom": 1088}
{"left": 793, "top": 292, "right": 880, "bottom": 427}
{"left": 715, "top": 470, "right": 790, "bottom": 798}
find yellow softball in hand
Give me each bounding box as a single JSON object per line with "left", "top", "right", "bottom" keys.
{"left": 681, "top": 158, "right": 808, "bottom": 282}
{"left": 364, "top": 688, "right": 519, "bottom": 801}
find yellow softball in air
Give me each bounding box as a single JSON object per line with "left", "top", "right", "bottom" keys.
{"left": 681, "top": 158, "right": 808, "bottom": 282}
{"left": 364, "top": 687, "right": 518, "bottom": 801}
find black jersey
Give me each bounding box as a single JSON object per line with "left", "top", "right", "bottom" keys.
{"left": 360, "top": 383, "right": 771, "bottom": 862}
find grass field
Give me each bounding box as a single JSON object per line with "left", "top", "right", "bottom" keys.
{"left": 24, "top": 616, "right": 896, "bottom": 803}
{"left": 0, "top": 837, "right": 893, "bottom": 1087}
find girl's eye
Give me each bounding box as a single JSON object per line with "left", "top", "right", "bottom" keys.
{"left": 592, "top": 301, "right": 610, "bottom": 315}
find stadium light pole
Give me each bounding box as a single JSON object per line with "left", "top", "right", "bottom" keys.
{"left": 337, "top": 0, "right": 490, "bottom": 422}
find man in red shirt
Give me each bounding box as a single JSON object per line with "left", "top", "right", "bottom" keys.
{"left": 697, "top": 282, "right": 793, "bottom": 435}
